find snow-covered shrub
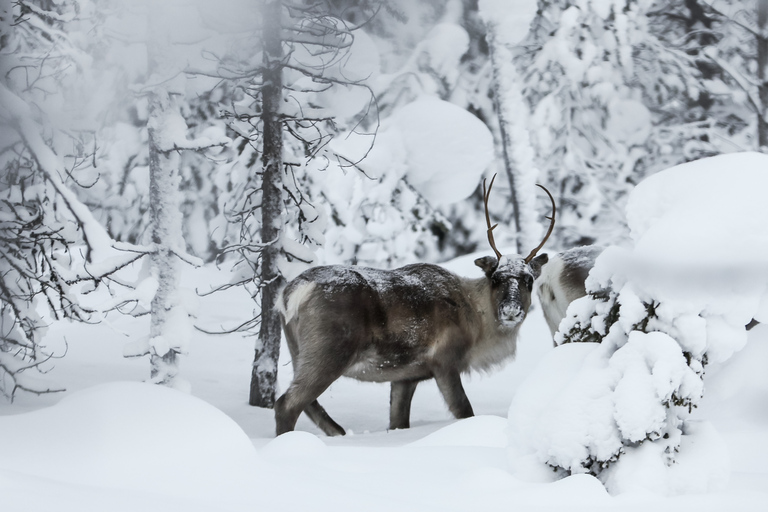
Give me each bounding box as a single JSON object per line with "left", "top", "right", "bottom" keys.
{"left": 510, "top": 152, "right": 768, "bottom": 489}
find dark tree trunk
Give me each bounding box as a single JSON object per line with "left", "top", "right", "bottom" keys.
{"left": 758, "top": 0, "right": 768, "bottom": 149}
{"left": 249, "top": 0, "right": 284, "bottom": 408}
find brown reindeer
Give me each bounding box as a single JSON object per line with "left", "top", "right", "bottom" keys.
{"left": 274, "top": 176, "right": 555, "bottom": 436}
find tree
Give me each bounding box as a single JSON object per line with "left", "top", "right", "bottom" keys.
{"left": 250, "top": 0, "right": 284, "bottom": 407}
{"left": 0, "top": 0, "right": 145, "bottom": 398}
{"left": 694, "top": 0, "right": 768, "bottom": 149}
{"left": 478, "top": 0, "right": 540, "bottom": 255}
{"left": 192, "top": 1, "right": 383, "bottom": 407}
{"left": 106, "top": 0, "right": 237, "bottom": 387}
{"left": 512, "top": 152, "right": 768, "bottom": 485}
{"left": 142, "top": 2, "right": 203, "bottom": 388}
{"left": 507, "top": 0, "right": 727, "bottom": 249}
{"left": 5, "top": 0, "right": 235, "bottom": 389}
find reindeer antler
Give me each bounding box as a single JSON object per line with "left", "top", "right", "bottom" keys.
{"left": 524, "top": 184, "right": 556, "bottom": 264}
{"left": 483, "top": 174, "right": 503, "bottom": 260}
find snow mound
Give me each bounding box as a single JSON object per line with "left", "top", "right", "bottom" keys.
{"left": 0, "top": 382, "right": 261, "bottom": 495}
{"left": 333, "top": 96, "right": 494, "bottom": 206}
{"left": 508, "top": 343, "right": 621, "bottom": 473}
{"left": 511, "top": 153, "right": 768, "bottom": 494}
{"left": 262, "top": 430, "right": 327, "bottom": 460}
{"left": 508, "top": 342, "right": 726, "bottom": 495}
{"left": 409, "top": 416, "right": 508, "bottom": 448}
{"left": 627, "top": 151, "right": 768, "bottom": 267}
{"left": 601, "top": 420, "right": 730, "bottom": 495}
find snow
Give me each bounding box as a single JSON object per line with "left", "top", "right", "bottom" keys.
{"left": 480, "top": 0, "right": 543, "bottom": 252}
{"left": 606, "top": 99, "right": 652, "bottom": 146}
{"left": 0, "top": 382, "right": 260, "bottom": 491}
{"left": 412, "top": 23, "right": 469, "bottom": 88}
{"left": 298, "top": 28, "right": 380, "bottom": 122}
{"left": 627, "top": 151, "right": 768, "bottom": 266}
{"left": 518, "top": 152, "right": 768, "bottom": 495}
{"left": 1, "top": 243, "right": 767, "bottom": 511}
{"left": 332, "top": 96, "right": 495, "bottom": 206}
{"left": 479, "top": 0, "right": 537, "bottom": 46}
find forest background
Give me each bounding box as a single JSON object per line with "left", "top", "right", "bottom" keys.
{"left": 1, "top": 0, "right": 766, "bottom": 411}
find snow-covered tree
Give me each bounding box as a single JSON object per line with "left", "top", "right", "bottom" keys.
{"left": 688, "top": 0, "right": 768, "bottom": 149}
{"left": 506, "top": 0, "right": 741, "bottom": 248}
{"left": 0, "top": 0, "right": 145, "bottom": 398}
{"left": 478, "top": 0, "right": 540, "bottom": 255}
{"left": 106, "top": 1, "right": 238, "bottom": 388}
{"left": 510, "top": 153, "right": 768, "bottom": 487}
{"left": 7, "top": 0, "right": 239, "bottom": 388}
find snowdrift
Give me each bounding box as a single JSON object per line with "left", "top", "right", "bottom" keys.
{"left": 509, "top": 152, "right": 768, "bottom": 495}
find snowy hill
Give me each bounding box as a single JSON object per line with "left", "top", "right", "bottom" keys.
{"left": 1, "top": 251, "right": 766, "bottom": 511}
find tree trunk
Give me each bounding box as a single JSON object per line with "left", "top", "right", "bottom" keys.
{"left": 146, "top": 9, "right": 188, "bottom": 387}
{"left": 249, "top": 0, "right": 284, "bottom": 407}
{"left": 757, "top": 0, "right": 768, "bottom": 149}
{"left": 147, "top": 104, "right": 183, "bottom": 385}
{"left": 484, "top": 28, "right": 540, "bottom": 255}
{"left": 487, "top": 40, "right": 523, "bottom": 255}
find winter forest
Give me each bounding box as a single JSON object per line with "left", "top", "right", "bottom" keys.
{"left": 2, "top": 0, "right": 768, "bottom": 510}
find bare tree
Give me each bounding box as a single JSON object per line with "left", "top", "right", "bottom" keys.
{"left": 208, "top": 1, "right": 379, "bottom": 408}
{"left": 250, "top": 0, "right": 285, "bottom": 407}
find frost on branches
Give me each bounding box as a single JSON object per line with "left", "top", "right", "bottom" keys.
{"left": 510, "top": 152, "right": 768, "bottom": 491}
{"left": 478, "top": 0, "right": 540, "bottom": 254}
{"left": 0, "top": 0, "right": 145, "bottom": 398}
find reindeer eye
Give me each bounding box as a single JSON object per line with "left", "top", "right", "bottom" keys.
{"left": 522, "top": 275, "right": 533, "bottom": 291}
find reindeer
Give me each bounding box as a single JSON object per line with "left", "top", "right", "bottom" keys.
{"left": 536, "top": 245, "right": 761, "bottom": 338}
{"left": 274, "top": 176, "right": 555, "bottom": 436}
{"left": 536, "top": 245, "right": 604, "bottom": 338}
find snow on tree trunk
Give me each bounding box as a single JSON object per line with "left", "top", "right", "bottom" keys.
{"left": 249, "top": 0, "right": 284, "bottom": 408}
{"left": 479, "top": 0, "right": 540, "bottom": 255}
{"left": 144, "top": 9, "right": 193, "bottom": 389}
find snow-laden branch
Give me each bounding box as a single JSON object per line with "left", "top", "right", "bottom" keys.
{"left": 146, "top": 105, "right": 232, "bottom": 154}
{"left": 0, "top": 83, "right": 151, "bottom": 271}
{"left": 479, "top": 0, "right": 541, "bottom": 254}
{"left": 703, "top": 47, "right": 765, "bottom": 121}
{"left": 701, "top": 0, "right": 762, "bottom": 38}
{"left": 20, "top": 1, "right": 77, "bottom": 24}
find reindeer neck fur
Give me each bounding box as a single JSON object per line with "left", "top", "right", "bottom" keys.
{"left": 459, "top": 276, "right": 521, "bottom": 373}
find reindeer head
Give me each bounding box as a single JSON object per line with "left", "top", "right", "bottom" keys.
{"left": 474, "top": 175, "right": 555, "bottom": 328}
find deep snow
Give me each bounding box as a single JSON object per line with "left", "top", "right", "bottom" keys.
{"left": 0, "top": 250, "right": 766, "bottom": 511}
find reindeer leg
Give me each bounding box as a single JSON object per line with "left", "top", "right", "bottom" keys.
{"left": 275, "top": 369, "right": 347, "bottom": 437}
{"left": 304, "top": 400, "right": 346, "bottom": 437}
{"left": 275, "top": 323, "right": 354, "bottom": 437}
{"left": 432, "top": 369, "right": 474, "bottom": 420}
{"left": 389, "top": 379, "right": 419, "bottom": 430}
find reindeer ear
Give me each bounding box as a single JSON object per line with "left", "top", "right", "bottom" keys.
{"left": 529, "top": 253, "right": 549, "bottom": 279}
{"left": 474, "top": 256, "right": 499, "bottom": 277}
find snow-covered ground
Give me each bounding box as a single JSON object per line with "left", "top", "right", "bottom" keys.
{"left": 0, "top": 250, "right": 766, "bottom": 511}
